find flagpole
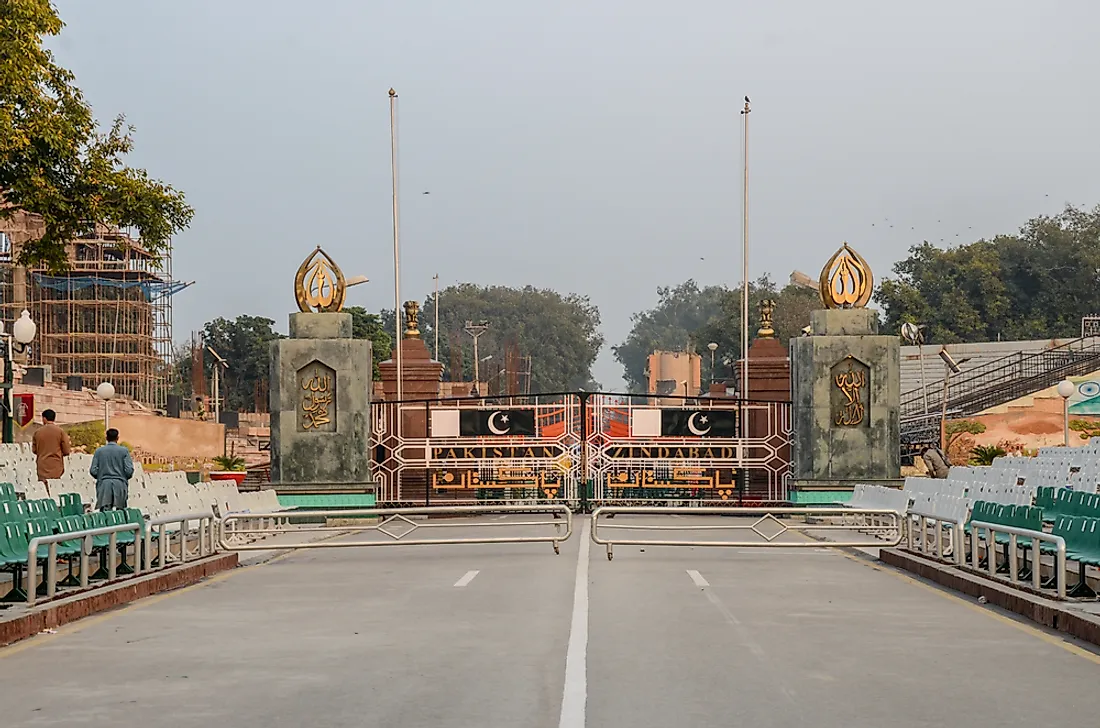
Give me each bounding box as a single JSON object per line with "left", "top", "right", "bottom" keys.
{"left": 740, "top": 97, "right": 751, "bottom": 402}
{"left": 389, "top": 88, "right": 403, "bottom": 403}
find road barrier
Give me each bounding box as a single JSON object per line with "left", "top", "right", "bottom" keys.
{"left": 219, "top": 504, "right": 573, "bottom": 554}
{"left": 590, "top": 506, "right": 902, "bottom": 560}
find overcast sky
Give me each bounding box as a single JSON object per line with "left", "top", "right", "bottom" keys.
{"left": 50, "top": 0, "right": 1100, "bottom": 388}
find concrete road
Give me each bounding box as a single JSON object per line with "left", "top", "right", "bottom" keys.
{"left": 1, "top": 514, "right": 1099, "bottom": 727}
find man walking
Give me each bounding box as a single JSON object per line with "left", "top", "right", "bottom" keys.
{"left": 32, "top": 409, "right": 71, "bottom": 483}
{"left": 90, "top": 428, "right": 134, "bottom": 511}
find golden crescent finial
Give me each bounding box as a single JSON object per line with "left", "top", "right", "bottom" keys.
{"left": 819, "top": 243, "right": 873, "bottom": 309}
{"left": 294, "top": 246, "right": 347, "bottom": 313}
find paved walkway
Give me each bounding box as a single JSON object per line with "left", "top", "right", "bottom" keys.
{"left": 1, "top": 515, "right": 1099, "bottom": 727}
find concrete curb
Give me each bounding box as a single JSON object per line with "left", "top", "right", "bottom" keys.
{"left": 881, "top": 548, "right": 1100, "bottom": 647}
{"left": 0, "top": 552, "right": 238, "bottom": 647}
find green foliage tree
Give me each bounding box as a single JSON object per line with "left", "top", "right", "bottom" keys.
{"left": 200, "top": 315, "right": 284, "bottom": 412}
{"left": 416, "top": 284, "right": 603, "bottom": 392}
{"left": 876, "top": 205, "right": 1100, "bottom": 342}
{"left": 614, "top": 278, "right": 819, "bottom": 392}
{"left": 346, "top": 306, "right": 392, "bottom": 380}
{"left": 969, "top": 444, "right": 1006, "bottom": 466}
{"left": 0, "top": 1, "right": 193, "bottom": 269}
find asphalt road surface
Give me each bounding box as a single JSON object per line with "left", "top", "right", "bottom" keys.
{"left": 2, "top": 514, "right": 1099, "bottom": 727}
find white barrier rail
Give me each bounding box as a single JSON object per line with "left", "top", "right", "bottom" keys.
{"left": 219, "top": 505, "right": 573, "bottom": 554}
{"left": 906, "top": 511, "right": 967, "bottom": 566}
{"left": 591, "top": 506, "right": 903, "bottom": 560}
{"left": 143, "top": 510, "right": 217, "bottom": 572}
{"left": 26, "top": 523, "right": 143, "bottom": 607}
{"left": 969, "top": 520, "right": 1067, "bottom": 599}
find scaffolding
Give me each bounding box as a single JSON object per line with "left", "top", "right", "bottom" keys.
{"left": 0, "top": 214, "right": 190, "bottom": 409}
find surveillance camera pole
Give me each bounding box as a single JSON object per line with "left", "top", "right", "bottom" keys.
{"left": 464, "top": 321, "right": 490, "bottom": 394}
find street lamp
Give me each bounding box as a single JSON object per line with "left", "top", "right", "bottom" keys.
{"left": 1, "top": 310, "right": 37, "bottom": 443}
{"left": 97, "top": 381, "right": 116, "bottom": 431}
{"left": 707, "top": 342, "right": 718, "bottom": 383}
{"left": 1057, "top": 379, "right": 1075, "bottom": 447}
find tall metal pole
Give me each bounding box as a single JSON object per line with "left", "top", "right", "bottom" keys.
{"left": 389, "top": 88, "right": 403, "bottom": 403}
{"left": 473, "top": 336, "right": 480, "bottom": 391}
{"left": 433, "top": 274, "right": 440, "bottom": 362}
{"left": 740, "top": 97, "right": 751, "bottom": 401}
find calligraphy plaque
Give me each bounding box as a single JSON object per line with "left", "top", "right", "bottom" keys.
{"left": 830, "top": 356, "right": 870, "bottom": 428}
{"left": 297, "top": 360, "right": 337, "bottom": 433}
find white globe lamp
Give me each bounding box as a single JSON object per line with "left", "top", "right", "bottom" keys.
{"left": 97, "top": 381, "right": 116, "bottom": 431}
{"left": 1057, "top": 380, "right": 1076, "bottom": 399}
{"left": 12, "top": 310, "right": 36, "bottom": 345}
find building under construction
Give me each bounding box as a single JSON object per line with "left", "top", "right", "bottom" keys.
{"left": 0, "top": 210, "right": 189, "bottom": 408}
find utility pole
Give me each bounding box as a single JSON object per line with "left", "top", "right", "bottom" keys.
{"left": 464, "top": 320, "right": 489, "bottom": 395}
{"left": 389, "top": 88, "right": 403, "bottom": 402}
{"left": 740, "top": 95, "right": 751, "bottom": 402}
{"left": 433, "top": 274, "right": 440, "bottom": 362}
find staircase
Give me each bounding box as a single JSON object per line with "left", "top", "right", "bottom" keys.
{"left": 900, "top": 336, "right": 1100, "bottom": 442}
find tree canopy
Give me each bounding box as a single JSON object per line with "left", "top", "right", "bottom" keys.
{"left": 0, "top": 0, "right": 192, "bottom": 269}
{"left": 415, "top": 284, "right": 604, "bottom": 392}
{"left": 199, "top": 315, "right": 284, "bottom": 413}
{"left": 614, "top": 278, "right": 819, "bottom": 392}
{"left": 346, "top": 306, "right": 392, "bottom": 380}
{"left": 876, "top": 205, "right": 1100, "bottom": 342}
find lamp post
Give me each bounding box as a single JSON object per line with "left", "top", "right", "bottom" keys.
{"left": 1, "top": 310, "right": 37, "bottom": 444}
{"left": 707, "top": 342, "right": 718, "bottom": 383}
{"left": 389, "top": 87, "right": 403, "bottom": 403}
{"left": 97, "top": 381, "right": 116, "bottom": 431}
{"left": 1057, "top": 379, "right": 1075, "bottom": 447}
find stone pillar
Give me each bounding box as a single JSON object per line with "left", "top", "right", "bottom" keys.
{"left": 269, "top": 312, "right": 373, "bottom": 491}
{"left": 789, "top": 308, "right": 901, "bottom": 499}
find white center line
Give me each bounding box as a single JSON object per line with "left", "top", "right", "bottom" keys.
{"left": 686, "top": 569, "right": 710, "bottom": 587}
{"left": 558, "top": 517, "right": 590, "bottom": 728}
{"left": 453, "top": 570, "right": 480, "bottom": 588}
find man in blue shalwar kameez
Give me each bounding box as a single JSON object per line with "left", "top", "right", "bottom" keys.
{"left": 90, "top": 428, "right": 134, "bottom": 511}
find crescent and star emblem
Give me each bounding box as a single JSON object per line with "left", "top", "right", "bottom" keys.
{"left": 487, "top": 411, "right": 511, "bottom": 435}
{"left": 687, "top": 412, "right": 711, "bottom": 436}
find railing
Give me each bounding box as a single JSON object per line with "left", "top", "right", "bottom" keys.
{"left": 219, "top": 504, "right": 573, "bottom": 554}
{"left": 143, "top": 510, "right": 218, "bottom": 572}
{"left": 906, "top": 511, "right": 966, "bottom": 565}
{"left": 26, "top": 523, "right": 143, "bottom": 607}
{"left": 969, "top": 521, "right": 1067, "bottom": 599}
{"left": 901, "top": 336, "right": 1100, "bottom": 421}
{"left": 590, "top": 506, "right": 902, "bottom": 560}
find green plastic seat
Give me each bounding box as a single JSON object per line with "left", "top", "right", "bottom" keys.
{"left": 0, "top": 483, "right": 16, "bottom": 503}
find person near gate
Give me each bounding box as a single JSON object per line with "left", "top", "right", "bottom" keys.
{"left": 32, "top": 409, "right": 71, "bottom": 483}
{"left": 90, "top": 428, "right": 134, "bottom": 510}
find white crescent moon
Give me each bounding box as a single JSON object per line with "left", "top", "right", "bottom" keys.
{"left": 688, "top": 412, "right": 711, "bottom": 436}
{"left": 487, "top": 411, "right": 510, "bottom": 435}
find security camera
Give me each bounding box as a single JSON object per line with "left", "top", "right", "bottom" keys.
{"left": 938, "top": 347, "right": 961, "bottom": 374}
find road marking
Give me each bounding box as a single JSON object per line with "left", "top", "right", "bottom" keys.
{"left": 686, "top": 569, "right": 709, "bottom": 587}
{"left": 0, "top": 535, "right": 337, "bottom": 659}
{"left": 453, "top": 570, "right": 480, "bottom": 587}
{"left": 837, "top": 551, "right": 1100, "bottom": 665}
{"left": 558, "top": 517, "right": 590, "bottom": 728}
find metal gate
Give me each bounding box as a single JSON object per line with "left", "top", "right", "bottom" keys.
{"left": 370, "top": 392, "right": 791, "bottom": 508}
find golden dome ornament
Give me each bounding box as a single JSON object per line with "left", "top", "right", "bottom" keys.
{"left": 294, "top": 246, "right": 347, "bottom": 313}
{"left": 819, "top": 243, "right": 873, "bottom": 309}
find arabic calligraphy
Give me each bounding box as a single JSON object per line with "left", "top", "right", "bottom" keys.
{"left": 819, "top": 243, "right": 873, "bottom": 309}
{"left": 294, "top": 247, "right": 347, "bottom": 313}
{"left": 832, "top": 358, "right": 869, "bottom": 427}
{"left": 297, "top": 361, "right": 337, "bottom": 432}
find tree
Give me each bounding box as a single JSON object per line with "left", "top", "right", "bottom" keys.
{"left": 876, "top": 204, "right": 1100, "bottom": 343}
{"left": 0, "top": 1, "right": 192, "bottom": 270}
{"left": 200, "top": 316, "right": 284, "bottom": 412}
{"left": 416, "top": 284, "right": 603, "bottom": 392}
{"left": 346, "top": 306, "right": 392, "bottom": 380}
{"left": 615, "top": 277, "right": 817, "bottom": 392}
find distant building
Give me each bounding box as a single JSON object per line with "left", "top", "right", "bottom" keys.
{"left": 0, "top": 209, "right": 190, "bottom": 408}
{"left": 647, "top": 350, "right": 702, "bottom": 396}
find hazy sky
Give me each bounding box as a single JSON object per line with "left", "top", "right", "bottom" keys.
{"left": 50, "top": 0, "right": 1100, "bottom": 387}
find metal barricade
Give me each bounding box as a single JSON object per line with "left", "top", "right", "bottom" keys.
{"left": 26, "top": 523, "right": 142, "bottom": 607}
{"left": 219, "top": 504, "right": 573, "bottom": 554}
{"left": 906, "top": 511, "right": 966, "bottom": 565}
{"left": 591, "top": 506, "right": 902, "bottom": 560}
{"left": 144, "top": 510, "right": 218, "bottom": 572}
{"left": 969, "top": 521, "right": 1067, "bottom": 599}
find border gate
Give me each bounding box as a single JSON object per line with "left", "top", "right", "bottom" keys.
{"left": 370, "top": 392, "right": 791, "bottom": 509}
